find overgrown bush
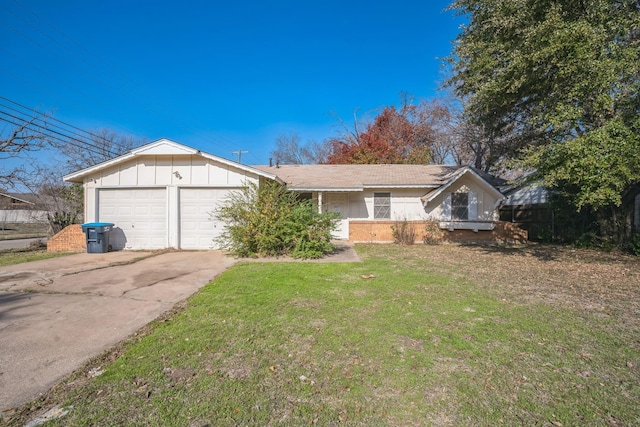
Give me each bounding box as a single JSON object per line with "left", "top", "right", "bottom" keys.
{"left": 48, "top": 211, "right": 79, "bottom": 234}
{"left": 422, "top": 221, "right": 444, "bottom": 245}
{"left": 391, "top": 219, "right": 416, "bottom": 245}
{"left": 573, "top": 232, "right": 616, "bottom": 251}
{"left": 213, "top": 181, "right": 339, "bottom": 259}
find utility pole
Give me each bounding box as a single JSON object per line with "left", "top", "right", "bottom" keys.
{"left": 232, "top": 150, "right": 248, "bottom": 164}
{"left": 231, "top": 150, "right": 248, "bottom": 163}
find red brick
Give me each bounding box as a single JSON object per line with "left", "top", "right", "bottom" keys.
{"left": 47, "top": 224, "right": 86, "bottom": 252}
{"left": 348, "top": 221, "right": 527, "bottom": 244}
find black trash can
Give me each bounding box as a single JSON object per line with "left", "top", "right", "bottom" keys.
{"left": 81, "top": 222, "right": 114, "bottom": 253}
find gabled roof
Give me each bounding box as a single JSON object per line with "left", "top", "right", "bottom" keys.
{"left": 502, "top": 182, "right": 549, "bottom": 206}
{"left": 251, "top": 164, "right": 462, "bottom": 191}
{"left": 63, "top": 138, "right": 281, "bottom": 184}
{"left": 421, "top": 167, "right": 505, "bottom": 205}
{"left": 0, "top": 192, "right": 36, "bottom": 205}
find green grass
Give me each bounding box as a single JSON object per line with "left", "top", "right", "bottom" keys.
{"left": 8, "top": 245, "right": 640, "bottom": 426}
{"left": 0, "top": 222, "right": 49, "bottom": 240}
{"left": 0, "top": 247, "right": 71, "bottom": 267}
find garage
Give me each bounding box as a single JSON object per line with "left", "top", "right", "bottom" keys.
{"left": 179, "top": 188, "right": 234, "bottom": 249}
{"left": 98, "top": 188, "right": 167, "bottom": 250}
{"left": 64, "top": 139, "right": 280, "bottom": 250}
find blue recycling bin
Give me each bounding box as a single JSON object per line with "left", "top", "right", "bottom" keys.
{"left": 81, "top": 222, "right": 114, "bottom": 253}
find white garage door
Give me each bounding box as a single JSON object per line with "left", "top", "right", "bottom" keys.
{"left": 98, "top": 188, "right": 167, "bottom": 250}
{"left": 180, "top": 188, "right": 232, "bottom": 249}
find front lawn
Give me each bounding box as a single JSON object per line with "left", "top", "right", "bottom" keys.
{"left": 7, "top": 244, "right": 640, "bottom": 426}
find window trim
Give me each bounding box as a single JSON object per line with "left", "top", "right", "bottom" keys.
{"left": 373, "top": 192, "right": 391, "bottom": 219}
{"left": 451, "top": 192, "right": 469, "bottom": 221}
{"left": 443, "top": 190, "right": 478, "bottom": 222}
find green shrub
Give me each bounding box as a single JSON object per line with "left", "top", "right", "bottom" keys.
{"left": 213, "top": 181, "right": 339, "bottom": 259}
{"left": 573, "top": 232, "right": 615, "bottom": 251}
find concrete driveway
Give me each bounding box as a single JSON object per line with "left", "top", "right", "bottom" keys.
{"left": 0, "top": 250, "right": 237, "bottom": 411}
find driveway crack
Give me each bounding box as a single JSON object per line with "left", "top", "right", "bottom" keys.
{"left": 61, "top": 251, "right": 167, "bottom": 277}
{"left": 120, "top": 274, "right": 184, "bottom": 297}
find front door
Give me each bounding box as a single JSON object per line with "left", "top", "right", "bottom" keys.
{"left": 328, "top": 193, "right": 349, "bottom": 240}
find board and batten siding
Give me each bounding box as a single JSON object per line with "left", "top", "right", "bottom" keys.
{"left": 424, "top": 174, "right": 501, "bottom": 222}
{"left": 82, "top": 154, "right": 258, "bottom": 249}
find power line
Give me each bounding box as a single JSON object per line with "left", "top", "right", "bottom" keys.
{"left": 0, "top": 118, "right": 110, "bottom": 160}
{"left": 2, "top": 1, "right": 245, "bottom": 158}
{"left": 3, "top": 0, "right": 261, "bottom": 163}
{"left": 0, "top": 96, "right": 132, "bottom": 153}
{"left": 0, "top": 110, "right": 118, "bottom": 158}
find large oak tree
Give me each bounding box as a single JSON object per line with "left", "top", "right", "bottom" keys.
{"left": 447, "top": 0, "right": 640, "bottom": 243}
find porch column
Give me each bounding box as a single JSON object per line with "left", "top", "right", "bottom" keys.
{"left": 317, "top": 191, "right": 323, "bottom": 214}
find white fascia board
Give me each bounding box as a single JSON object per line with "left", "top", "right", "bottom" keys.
{"left": 196, "top": 152, "right": 283, "bottom": 184}
{"left": 288, "top": 187, "right": 364, "bottom": 192}
{"left": 422, "top": 167, "right": 504, "bottom": 205}
{"left": 464, "top": 167, "right": 505, "bottom": 200}
{"left": 363, "top": 184, "right": 440, "bottom": 189}
{"left": 63, "top": 138, "right": 283, "bottom": 184}
{"left": 131, "top": 138, "right": 198, "bottom": 155}
{"left": 64, "top": 138, "right": 183, "bottom": 183}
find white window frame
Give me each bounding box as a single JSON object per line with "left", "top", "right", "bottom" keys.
{"left": 373, "top": 192, "right": 391, "bottom": 219}
{"left": 443, "top": 191, "right": 478, "bottom": 221}
{"left": 451, "top": 192, "right": 469, "bottom": 220}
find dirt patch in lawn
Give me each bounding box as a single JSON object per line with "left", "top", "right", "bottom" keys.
{"left": 362, "top": 243, "right": 640, "bottom": 324}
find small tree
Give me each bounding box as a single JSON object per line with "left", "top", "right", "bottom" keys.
{"left": 214, "top": 181, "right": 339, "bottom": 259}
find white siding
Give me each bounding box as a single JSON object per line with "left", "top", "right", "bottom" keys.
{"left": 85, "top": 154, "right": 260, "bottom": 250}
{"left": 424, "top": 175, "right": 500, "bottom": 222}
{"left": 442, "top": 193, "right": 452, "bottom": 220}
{"left": 341, "top": 189, "right": 430, "bottom": 221}
{"left": 469, "top": 192, "right": 478, "bottom": 220}
{"left": 138, "top": 158, "right": 157, "bottom": 185}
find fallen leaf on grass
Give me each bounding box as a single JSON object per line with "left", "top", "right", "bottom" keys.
{"left": 361, "top": 274, "right": 376, "bottom": 279}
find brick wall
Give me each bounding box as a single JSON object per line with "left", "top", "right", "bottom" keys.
{"left": 47, "top": 224, "right": 86, "bottom": 252}
{"left": 349, "top": 220, "right": 527, "bottom": 244}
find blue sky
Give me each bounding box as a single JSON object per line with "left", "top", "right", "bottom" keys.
{"left": 1, "top": 0, "right": 463, "bottom": 166}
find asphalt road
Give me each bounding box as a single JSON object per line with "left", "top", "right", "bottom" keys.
{"left": 0, "top": 238, "right": 44, "bottom": 250}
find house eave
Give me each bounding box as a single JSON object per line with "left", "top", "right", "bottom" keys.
{"left": 288, "top": 187, "right": 364, "bottom": 192}
{"left": 0, "top": 193, "right": 36, "bottom": 205}
{"left": 421, "top": 167, "right": 505, "bottom": 205}
{"left": 63, "top": 138, "right": 283, "bottom": 185}
{"left": 362, "top": 184, "right": 440, "bottom": 189}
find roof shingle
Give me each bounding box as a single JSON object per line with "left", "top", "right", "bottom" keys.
{"left": 252, "top": 164, "right": 462, "bottom": 190}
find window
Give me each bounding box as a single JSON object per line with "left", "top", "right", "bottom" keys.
{"left": 374, "top": 192, "right": 391, "bottom": 219}
{"left": 451, "top": 192, "right": 469, "bottom": 220}
{"left": 297, "top": 192, "right": 313, "bottom": 201}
